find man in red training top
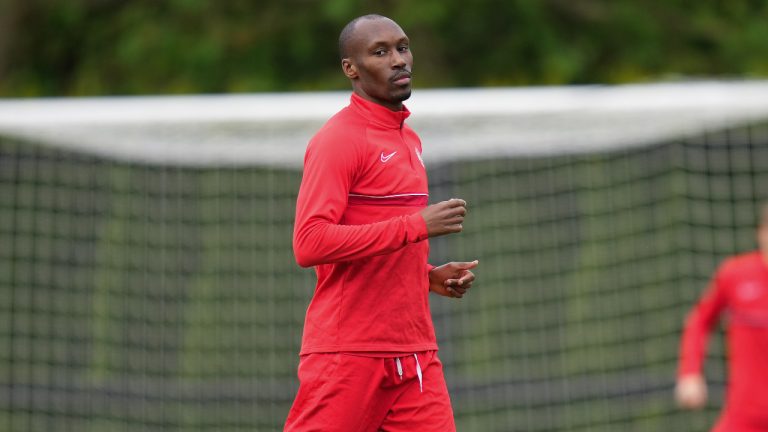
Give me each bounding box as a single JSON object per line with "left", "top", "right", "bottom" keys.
{"left": 676, "top": 205, "right": 768, "bottom": 431}
{"left": 285, "top": 14, "right": 478, "bottom": 432}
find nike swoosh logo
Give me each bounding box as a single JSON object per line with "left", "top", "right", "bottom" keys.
{"left": 380, "top": 151, "right": 397, "bottom": 163}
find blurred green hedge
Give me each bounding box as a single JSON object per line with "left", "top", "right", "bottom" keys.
{"left": 2, "top": 0, "right": 768, "bottom": 96}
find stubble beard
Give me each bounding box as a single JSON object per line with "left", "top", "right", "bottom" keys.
{"left": 395, "top": 89, "right": 412, "bottom": 102}
{"left": 390, "top": 83, "right": 411, "bottom": 103}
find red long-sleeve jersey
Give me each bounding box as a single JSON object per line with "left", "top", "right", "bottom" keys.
{"left": 293, "top": 93, "right": 437, "bottom": 355}
{"left": 678, "top": 251, "right": 768, "bottom": 431}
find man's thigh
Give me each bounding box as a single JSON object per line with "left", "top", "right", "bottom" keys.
{"left": 284, "top": 353, "right": 396, "bottom": 432}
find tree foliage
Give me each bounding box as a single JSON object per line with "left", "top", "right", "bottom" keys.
{"left": 2, "top": 0, "right": 768, "bottom": 96}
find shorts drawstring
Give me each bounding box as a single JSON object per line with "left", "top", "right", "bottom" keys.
{"left": 394, "top": 355, "right": 423, "bottom": 393}
{"left": 414, "top": 353, "right": 423, "bottom": 393}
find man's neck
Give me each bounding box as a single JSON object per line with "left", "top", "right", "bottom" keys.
{"left": 352, "top": 89, "right": 403, "bottom": 112}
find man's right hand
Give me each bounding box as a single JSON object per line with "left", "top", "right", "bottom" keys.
{"left": 675, "top": 374, "right": 707, "bottom": 410}
{"left": 420, "top": 198, "right": 467, "bottom": 238}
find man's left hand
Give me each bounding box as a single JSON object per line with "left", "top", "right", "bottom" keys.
{"left": 429, "top": 260, "right": 479, "bottom": 298}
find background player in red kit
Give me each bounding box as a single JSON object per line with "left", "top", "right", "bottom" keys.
{"left": 676, "top": 205, "right": 768, "bottom": 431}
{"left": 284, "top": 14, "right": 479, "bottom": 432}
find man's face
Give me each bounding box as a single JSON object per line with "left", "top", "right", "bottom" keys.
{"left": 343, "top": 19, "right": 413, "bottom": 111}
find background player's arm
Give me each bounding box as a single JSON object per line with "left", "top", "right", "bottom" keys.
{"left": 675, "top": 272, "right": 728, "bottom": 409}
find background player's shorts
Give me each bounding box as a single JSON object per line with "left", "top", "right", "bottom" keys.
{"left": 284, "top": 350, "right": 455, "bottom": 432}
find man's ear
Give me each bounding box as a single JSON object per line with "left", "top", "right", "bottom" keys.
{"left": 342, "top": 58, "right": 358, "bottom": 79}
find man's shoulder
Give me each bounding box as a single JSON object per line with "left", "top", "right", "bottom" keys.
{"left": 311, "top": 106, "right": 366, "bottom": 143}
{"left": 719, "top": 251, "right": 762, "bottom": 275}
{"left": 324, "top": 105, "right": 368, "bottom": 131}
{"left": 400, "top": 119, "right": 420, "bottom": 134}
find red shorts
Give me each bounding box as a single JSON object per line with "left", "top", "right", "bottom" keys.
{"left": 284, "top": 351, "right": 455, "bottom": 432}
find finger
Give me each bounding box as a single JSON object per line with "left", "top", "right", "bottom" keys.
{"left": 446, "top": 286, "right": 462, "bottom": 298}
{"left": 446, "top": 198, "right": 467, "bottom": 208}
{"left": 448, "top": 204, "right": 467, "bottom": 214}
{"left": 455, "top": 282, "right": 471, "bottom": 291}
{"left": 453, "top": 260, "right": 479, "bottom": 270}
{"left": 440, "top": 206, "right": 466, "bottom": 219}
{"left": 452, "top": 286, "right": 467, "bottom": 295}
{"left": 445, "top": 212, "right": 464, "bottom": 221}
{"left": 442, "top": 224, "right": 463, "bottom": 233}
{"left": 457, "top": 271, "right": 475, "bottom": 284}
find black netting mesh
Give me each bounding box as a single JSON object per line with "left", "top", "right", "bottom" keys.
{"left": 1, "top": 122, "right": 767, "bottom": 431}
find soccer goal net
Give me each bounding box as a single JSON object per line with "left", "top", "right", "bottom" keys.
{"left": 2, "top": 81, "right": 768, "bottom": 432}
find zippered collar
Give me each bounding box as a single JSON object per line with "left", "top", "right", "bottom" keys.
{"left": 349, "top": 92, "right": 410, "bottom": 130}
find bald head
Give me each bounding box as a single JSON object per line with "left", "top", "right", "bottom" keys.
{"left": 338, "top": 14, "right": 396, "bottom": 60}
{"left": 337, "top": 14, "right": 412, "bottom": 111}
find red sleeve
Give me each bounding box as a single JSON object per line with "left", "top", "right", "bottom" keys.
{"left": 677, "top": 268, "right": 729, "bottom": 377}
{"left": 292, "top": 131, "right": 428, "bottom": 268}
